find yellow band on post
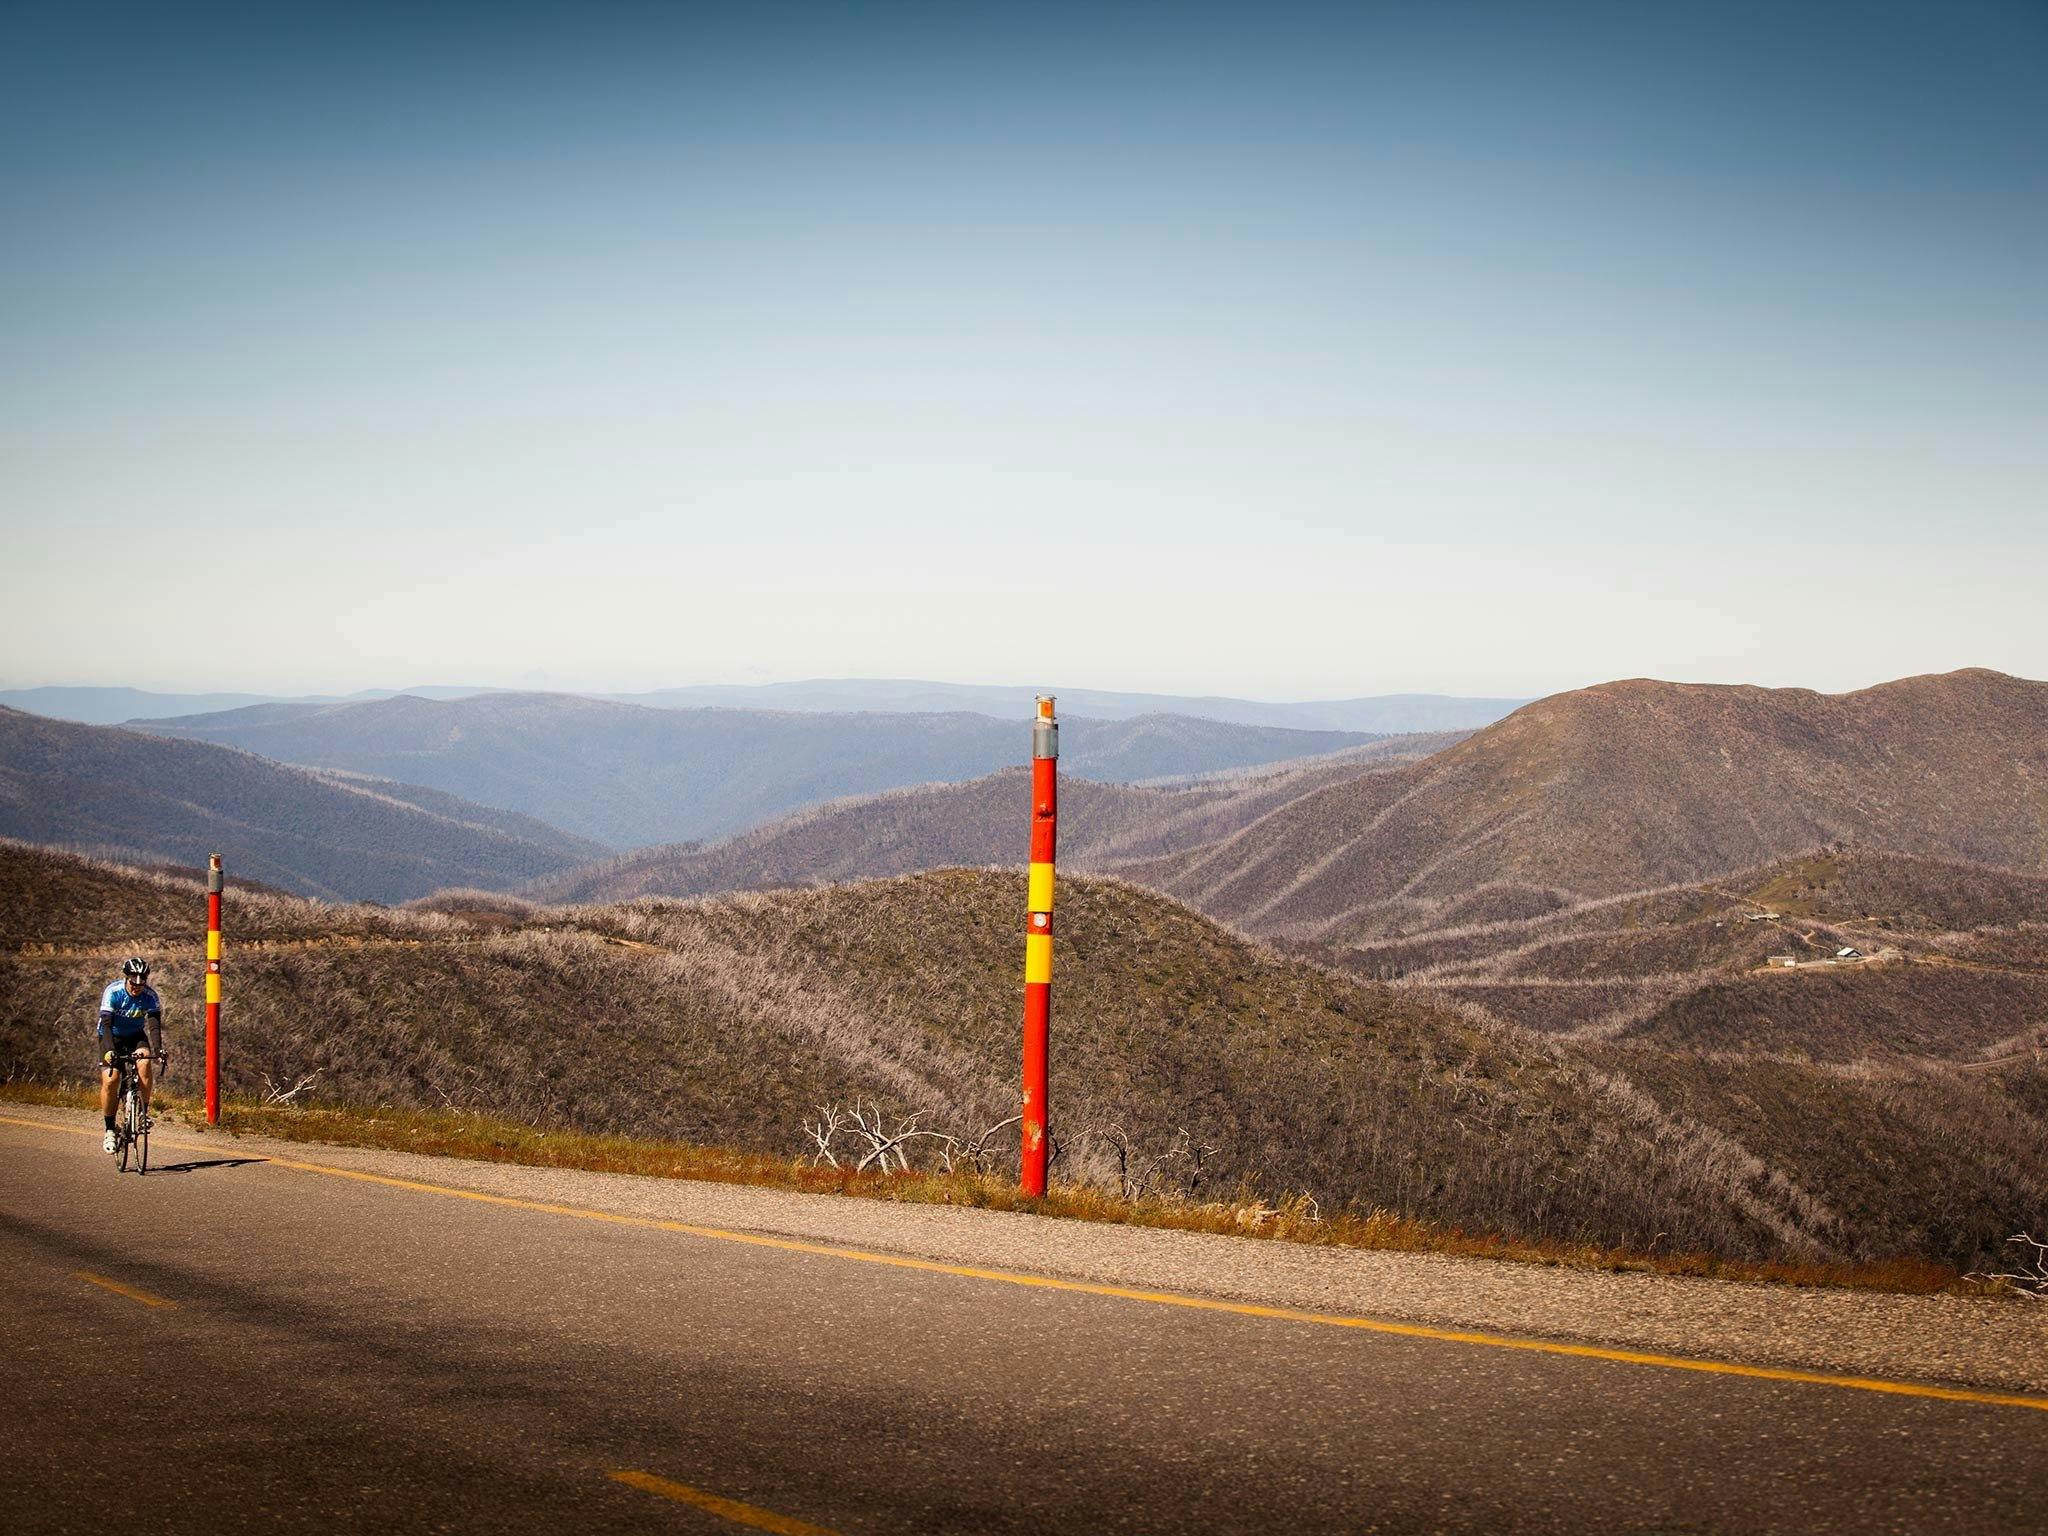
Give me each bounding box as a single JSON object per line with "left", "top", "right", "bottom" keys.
{"left": 205, "top": 974, "right": 221, "bottom": 1004}
{"left": 206, "top": 931, "right": 221, "bottom": 960}
{"left": 1024, "top": 933, "right": 1053, "bottom": 984}
{"left": 1027, "top": 861, "right": 1055, "bottom": 912}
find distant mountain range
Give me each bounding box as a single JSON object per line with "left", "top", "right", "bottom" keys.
{"left": 530, "top": 670, "right": 2048, "bottom": 950}
{"left": 0, "top": 708, "right": 602, "bottom": 902}
{"left": 601, "top": 680, "right": 1529, "bottom": 733}
{"left": 0, "top": 685, "right": 495, "bottom": 726}
{"left": 119, "top": 693, "right": 1390, "bottom": 849}
{"left": 0, "top": 680, "right": 1528, "bottom": 734}
{"left": 12, "top": 669, "right": 2043, "bottom": 936}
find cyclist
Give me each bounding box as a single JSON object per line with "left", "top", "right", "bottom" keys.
{"left": 99, "top": 957, "right": 164, "bottom": 1154}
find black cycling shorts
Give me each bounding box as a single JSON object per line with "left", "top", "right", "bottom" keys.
{"left": 101, "top": 1037, "right": 153, "bottom": 1068}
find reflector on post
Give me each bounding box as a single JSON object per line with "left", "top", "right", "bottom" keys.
{"left": 1021, "top": 696, "right": 1057, "bottom": 1196}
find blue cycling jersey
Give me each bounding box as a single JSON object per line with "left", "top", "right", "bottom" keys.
{"left": 99, "top": 981, "right": 161, "bottom": 1039}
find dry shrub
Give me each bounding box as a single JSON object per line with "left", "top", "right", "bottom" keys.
{"left": 6, "top": 842, "right": 2044, "bottom": 1274}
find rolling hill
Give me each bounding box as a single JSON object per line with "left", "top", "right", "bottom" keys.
{"left": 1319, "top": 848, "right": 2048, "bottom": 1042}
{"left": 1128, "top": 669, "right": 2048, "bottom": 943}
{"left": 126, "top": 693, "right": 1386, "bottom": 848}
{"left": 529, "top": 734, "right": 1466, "bottom": 904}
{"left": 0, "top": 708, "right": 602, "bottom": 902}
{"left": 3, "top": 840, "right": 2041, "bottom": 1270}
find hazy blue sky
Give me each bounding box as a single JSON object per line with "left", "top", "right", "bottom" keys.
{"left": 4, "top": 1, "right": 2043, "bottom": 699}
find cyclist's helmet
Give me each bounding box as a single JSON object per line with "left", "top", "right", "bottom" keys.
{"left": 121, "top": 957, "right": 150, "bottom": 983}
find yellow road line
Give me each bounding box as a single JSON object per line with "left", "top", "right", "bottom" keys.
{"left": 75, "top": 1270, "right": 176, "bottom": 1308}
{"left": 6, "top": 1110, "right": 2046, "bottom": 1413}
{"left": 609, "top": 1469, "right": 838, "bottom": 1535}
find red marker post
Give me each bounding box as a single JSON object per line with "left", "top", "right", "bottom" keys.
{"left": 1021, "top": 696, "right": 1058, "bottom": 1196}
{"left": 205, "top": 854, "right": 223, "bottom": 1124}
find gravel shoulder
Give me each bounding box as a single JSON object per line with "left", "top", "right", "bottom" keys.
{"left": 8, "top": 1102, "right": 2043, "bottom": 1396}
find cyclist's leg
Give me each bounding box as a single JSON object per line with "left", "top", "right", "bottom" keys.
{"left": 100, "top": 1049, "right": 123, "bottom": 1152}
{"left": 134, "top": 1048, "right": 153, "bottom": 1114}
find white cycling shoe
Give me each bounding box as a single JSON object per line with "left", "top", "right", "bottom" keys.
{"left": 104, "top": 1128, "right": 118, "bottom": 1154}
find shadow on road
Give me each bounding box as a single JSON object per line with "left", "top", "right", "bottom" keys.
{"left": 150, "top": 1157, "right": 268, "bottom": 1176}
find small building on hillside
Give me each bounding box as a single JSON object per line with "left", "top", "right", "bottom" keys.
{"left": 1836, "top": 946, "right": 1863, "bottom": 960}
{"left": 1768, "top": 955, "right": 1798, "bottom": 967}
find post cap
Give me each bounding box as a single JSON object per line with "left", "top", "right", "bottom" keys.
{"left": 1031, "top": 698, "right": 1059, "bottom": 760}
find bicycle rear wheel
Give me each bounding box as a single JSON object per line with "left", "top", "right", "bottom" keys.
{"left": 118, "top": 1079, "right": 134, "bottom": 1174}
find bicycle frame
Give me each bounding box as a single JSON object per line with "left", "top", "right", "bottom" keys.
{"left": 112, "top": 1050, "right": 150, "bottom": 1175}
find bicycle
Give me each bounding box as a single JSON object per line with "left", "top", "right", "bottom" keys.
{"left": 107, "top": 1047, "right": 157, "bottom": 1175}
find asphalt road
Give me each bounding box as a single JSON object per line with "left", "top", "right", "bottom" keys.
{"left": 4, "top": 1112, "right": 2046, "bottom": 1535}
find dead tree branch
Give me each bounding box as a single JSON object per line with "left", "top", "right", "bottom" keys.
{"left": 1100, "top": 1124, "right": 1214, "bottom": 1200}
{"left": 1973, "top": 1232, "right": 2048, "bottom": 1298}
{"left": 852, "top": 1101, "right": 966, "bottom": 1174}
{"left": 799, "top": 1103, "right": 1025, "bottom": 1176}
{"left": 801, "top": 1102, "right": 847, "bottom": 1168}
{"left": 261, "top": 1069, "right": 321, "bottom": 1107}
{"left": 965, "top": 1114, "right": 1021, "bottom": 1174}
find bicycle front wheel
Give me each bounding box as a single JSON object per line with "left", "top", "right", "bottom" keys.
{"left": 118, "top": 1082, "right": 134, "bottom": 1173}
{"left": 135, "top": 1088, "right": 149, "bottom": 1176}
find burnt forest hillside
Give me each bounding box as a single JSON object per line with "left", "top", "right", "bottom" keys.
{"left": 4, "top": 841, "right": 2041, "bottom": 1271}
{"left": 1127, "top": 669, "right": 2048, "bottom": 943}
{"left": 532, "top": 733, "right": 1466, "bottom": 904}
{"left": 1311, "top": 848, "right": 2048, "bottom": 1047}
